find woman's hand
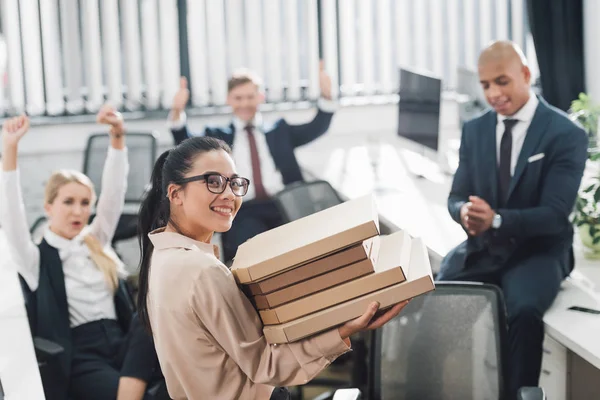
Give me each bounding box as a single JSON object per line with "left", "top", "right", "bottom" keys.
{"left": 97, "top": 104, "right": 123, "bottom": 127}
{"left": 338, "top": 300, "right": 409, "bottom": 341}
{"left": 97, "top": 104, "right": 125, "bottom": 149}
{"left": 2, "top": 115, "right": 30, "bottom": 148}
{"left": 2, "top": 116, "right": 30, "bottom": 171}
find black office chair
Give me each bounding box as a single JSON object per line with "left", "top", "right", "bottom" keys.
{"left": 367, "top": 281, "right": 545, "bottom": 400}
{"left": 83, "top": 132, "right": 158, "bottom": 244}
{"left": 18, "top": 274, "right": 168, "bottom": 399}
{"left": 272, "top": 181, "right": 368, "bottom": 399}
{"left": 272, "top": 180, "right": 344, "bottom": 223}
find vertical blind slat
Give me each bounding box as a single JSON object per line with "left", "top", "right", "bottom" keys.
{"left": 82, "top": 0, "right": 104, "bottom": 112}
{"left": 158, "top": 0, "right": 182, "bottom": 109}
{"left": 186, "top": 0, "right": 210, "bottom": 106}
{"left": 140, "top": 0, "right": 162, "bottom": 109}
{"left": 1, "top": 0, "right": 26, "bottom": 113}
{"left": 206, "top": 0, "right": 228, "bottom": 105}
{"left": 284, "top": 0, "right": 301, "bottom": 101}
{"left": 121, "top": 0, "right": 144, "bottom": 110}
{"left": 39, "top": 0, "right": 65, "bottom": 115}
{"left": 59, "top": 0, "right": 84, "bottom": 113}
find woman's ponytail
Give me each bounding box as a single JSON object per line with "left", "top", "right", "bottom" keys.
{"left": 137, "top": 149, "right": 171, "bottom": 334}
{"left": 136, "top": 137, "right": 232, "bottom": 335}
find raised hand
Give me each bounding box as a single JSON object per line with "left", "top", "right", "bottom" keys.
{"left": 172, "top": 77, "right": 190, "bottom": 113}
{"left": 96, "top": 104, "right": 123, "bottom": 127}
{"left": 319, "top": 60, "right": 333, "bottom": 100}
{"left": 2, "top": 115, "right": 30, "bottom": 148}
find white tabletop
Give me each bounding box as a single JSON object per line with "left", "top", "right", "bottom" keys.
{"left": 0, "top": 230, "right": 45, "bottom": 399}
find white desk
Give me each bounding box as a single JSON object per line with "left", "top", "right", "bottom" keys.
{"left": 305, "top": 138, "right": 600, "bottom": 400}
{"left": 0, "top": 230, "right": 45, "bottom": 399}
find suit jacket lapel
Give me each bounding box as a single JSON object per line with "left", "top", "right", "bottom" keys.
{"left": 482, "top": 112, "right": 500, "bottom": 208}
{"left": 228, "top": 123, "right": 236, "bottom": 146}
{"left": 507, "top": 99, "right": 551, "bottom": 199}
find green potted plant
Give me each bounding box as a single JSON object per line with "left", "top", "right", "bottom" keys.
{"left": 571, "top": 149, "right": 600, "bottom": 258}
{"left": 570, "top": 92, "right": 600, "bottom": 147}
{"left": 569, "top": 94, "right": 600, "bottom": 258}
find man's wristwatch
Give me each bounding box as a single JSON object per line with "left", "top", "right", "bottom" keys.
{"left": 492, "top": 212, "right": 502, "bottom": 229}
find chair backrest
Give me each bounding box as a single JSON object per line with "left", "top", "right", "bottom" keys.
{"left": 83, "top": 132, "right": 158, "bottom": 204}
{"left": 369, "top": 282, "right": 508, "bottom": 400}
{"left": 272, "top": 180, "right": 344, "bottom": 223}
{"left": 30, "top": 216, "right": 48, "bottom": 245}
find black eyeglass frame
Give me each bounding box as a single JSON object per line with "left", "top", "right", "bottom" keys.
{"left": 175, "top": 173, "right": 251, "bottom": 197}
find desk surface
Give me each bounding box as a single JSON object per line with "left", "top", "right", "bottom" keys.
{"left": 0, "top": 230, "right": 45, "bottom": 399}
{"left": 306, "top": 138, "right": 600, "bottom": 371}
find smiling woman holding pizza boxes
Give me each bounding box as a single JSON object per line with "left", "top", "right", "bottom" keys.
{"left": 136, "top": 136, "right": 409, "bottom": 400}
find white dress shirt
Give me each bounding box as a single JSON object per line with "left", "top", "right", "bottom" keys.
{"left": 0, "top": 147, "right": 129, "bottom": 327}
{"left": 168, "top": 98, "right": 338, "bottom": 200}
{"left": 496, "top": 92, "right": 539, "bottom": 175}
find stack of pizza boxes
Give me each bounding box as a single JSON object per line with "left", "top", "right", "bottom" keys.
{"left": 231, "top": 194, "right": 436, "bottom": 344}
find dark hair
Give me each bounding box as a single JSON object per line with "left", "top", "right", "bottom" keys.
{"left": 137, "top": 136, "right": 232, "bottom": 334}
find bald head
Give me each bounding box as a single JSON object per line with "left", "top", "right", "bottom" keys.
{"left": 477, "top": 41, "right": 532, "bottom": 116}
{"left": 478, "top": 41, "right": 528, "bottom": 68}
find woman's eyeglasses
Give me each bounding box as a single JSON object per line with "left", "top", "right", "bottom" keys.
{"left": 177, "top": 173, "right": 250, "bottom": 197}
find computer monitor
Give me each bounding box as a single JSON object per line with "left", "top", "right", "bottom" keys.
{"left": 397, "top": 67, "right": 442, "bottom": 152}
{"left": 457, "top": 66, "right": 488, "bottom": 111}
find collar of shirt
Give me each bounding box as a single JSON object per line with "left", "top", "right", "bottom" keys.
{"left": 149, "top": 227, "right": 220, "bottom": 259}
{"left": 232, "top": 113, "right": 264, "bottom": 132}
{"left": 496, "top": 91, "right": 539, "bottom": 125}
{"left": 44, "top": 226, "right": 91, "bottom": 260}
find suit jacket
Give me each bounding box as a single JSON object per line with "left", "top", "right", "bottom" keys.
{"left": 19, "top": 239, "right": 134, "bottom": 400}
{"left": 171, "top": 109, "right": 334, "bottom": 185}
{"left": 441, "top": 97, "right": 588, "bottom": 278}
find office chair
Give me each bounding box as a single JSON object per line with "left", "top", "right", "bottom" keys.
{"left": 18, "top": 274, "right": 169, "bottom": 399}
{"left": 272, "top": 180, "right": 344, "bottom": 223}
{"left": 367, "top": 281, "right": 545, "bottom": 400}
{"left": 83, "top": 132, "right": 158, "bottom": 244}
{"left": 273, "top": 181, "right": 368, "bottom": 399}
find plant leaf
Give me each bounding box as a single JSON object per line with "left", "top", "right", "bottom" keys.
{"left": 583, "top": 184, "right": 595, "bottom": 193}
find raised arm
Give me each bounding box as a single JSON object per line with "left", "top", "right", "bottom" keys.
{"left": 167, "top": 77, "right": 203, "bottom": 145}
{"left": 88, "top": 105, "right": 129, "bottom": 246}
{"left": 190, "top": 259, "right": 406, "bottom": 387}
{"left": 1, "top": 116, "right": 41, "bottom": 291}
{"left": 289, "top": 61, "right": 338, "bottom": 148}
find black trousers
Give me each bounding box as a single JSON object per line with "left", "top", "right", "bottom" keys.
{"left": 437, "top": 251, "right": 564, "bottom": 400}
{"left": 69, "top": 317, "right": 161, "bottom": 400}
{"left": 223, "top": 198, "right": 284, "bottom": 262}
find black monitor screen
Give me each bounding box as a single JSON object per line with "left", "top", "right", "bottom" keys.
{"left": 397, "top": 68, "right": 442, "bottom": 151}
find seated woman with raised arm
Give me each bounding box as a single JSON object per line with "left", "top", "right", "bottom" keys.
{"left": 0, "top": 107, "right": 162, "bottom": 400}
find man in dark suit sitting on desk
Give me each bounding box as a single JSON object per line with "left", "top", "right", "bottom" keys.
{"left": 439, "top": 41, "right": 588, "bottom": 398}
{"left": 168, "top": 63, "right": 337, "bottom": 262}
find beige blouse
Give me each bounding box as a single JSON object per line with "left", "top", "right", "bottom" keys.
{"left": 147, "top": 229, "right": 351, "bottom": 400}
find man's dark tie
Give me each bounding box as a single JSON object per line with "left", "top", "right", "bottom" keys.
{"left": 498, "top": 119, "right": 518, "bottom": 206}
{"left": 245, "top": 124, "right": 268, "bottom": 200}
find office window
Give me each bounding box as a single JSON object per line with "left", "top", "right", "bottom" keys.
{"left": 0, "top": 0, "right": 539, "bottom": 117}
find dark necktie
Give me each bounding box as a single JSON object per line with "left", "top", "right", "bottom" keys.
{"left": 245, "top": 125, "right": 268, "bottom": 200}
{"left": 498, "top": 119, "right": 518, "bottom": 206}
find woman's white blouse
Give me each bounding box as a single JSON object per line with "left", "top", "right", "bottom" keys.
{"left": 0, "top": 147, "right": 129, "bottom": 327}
